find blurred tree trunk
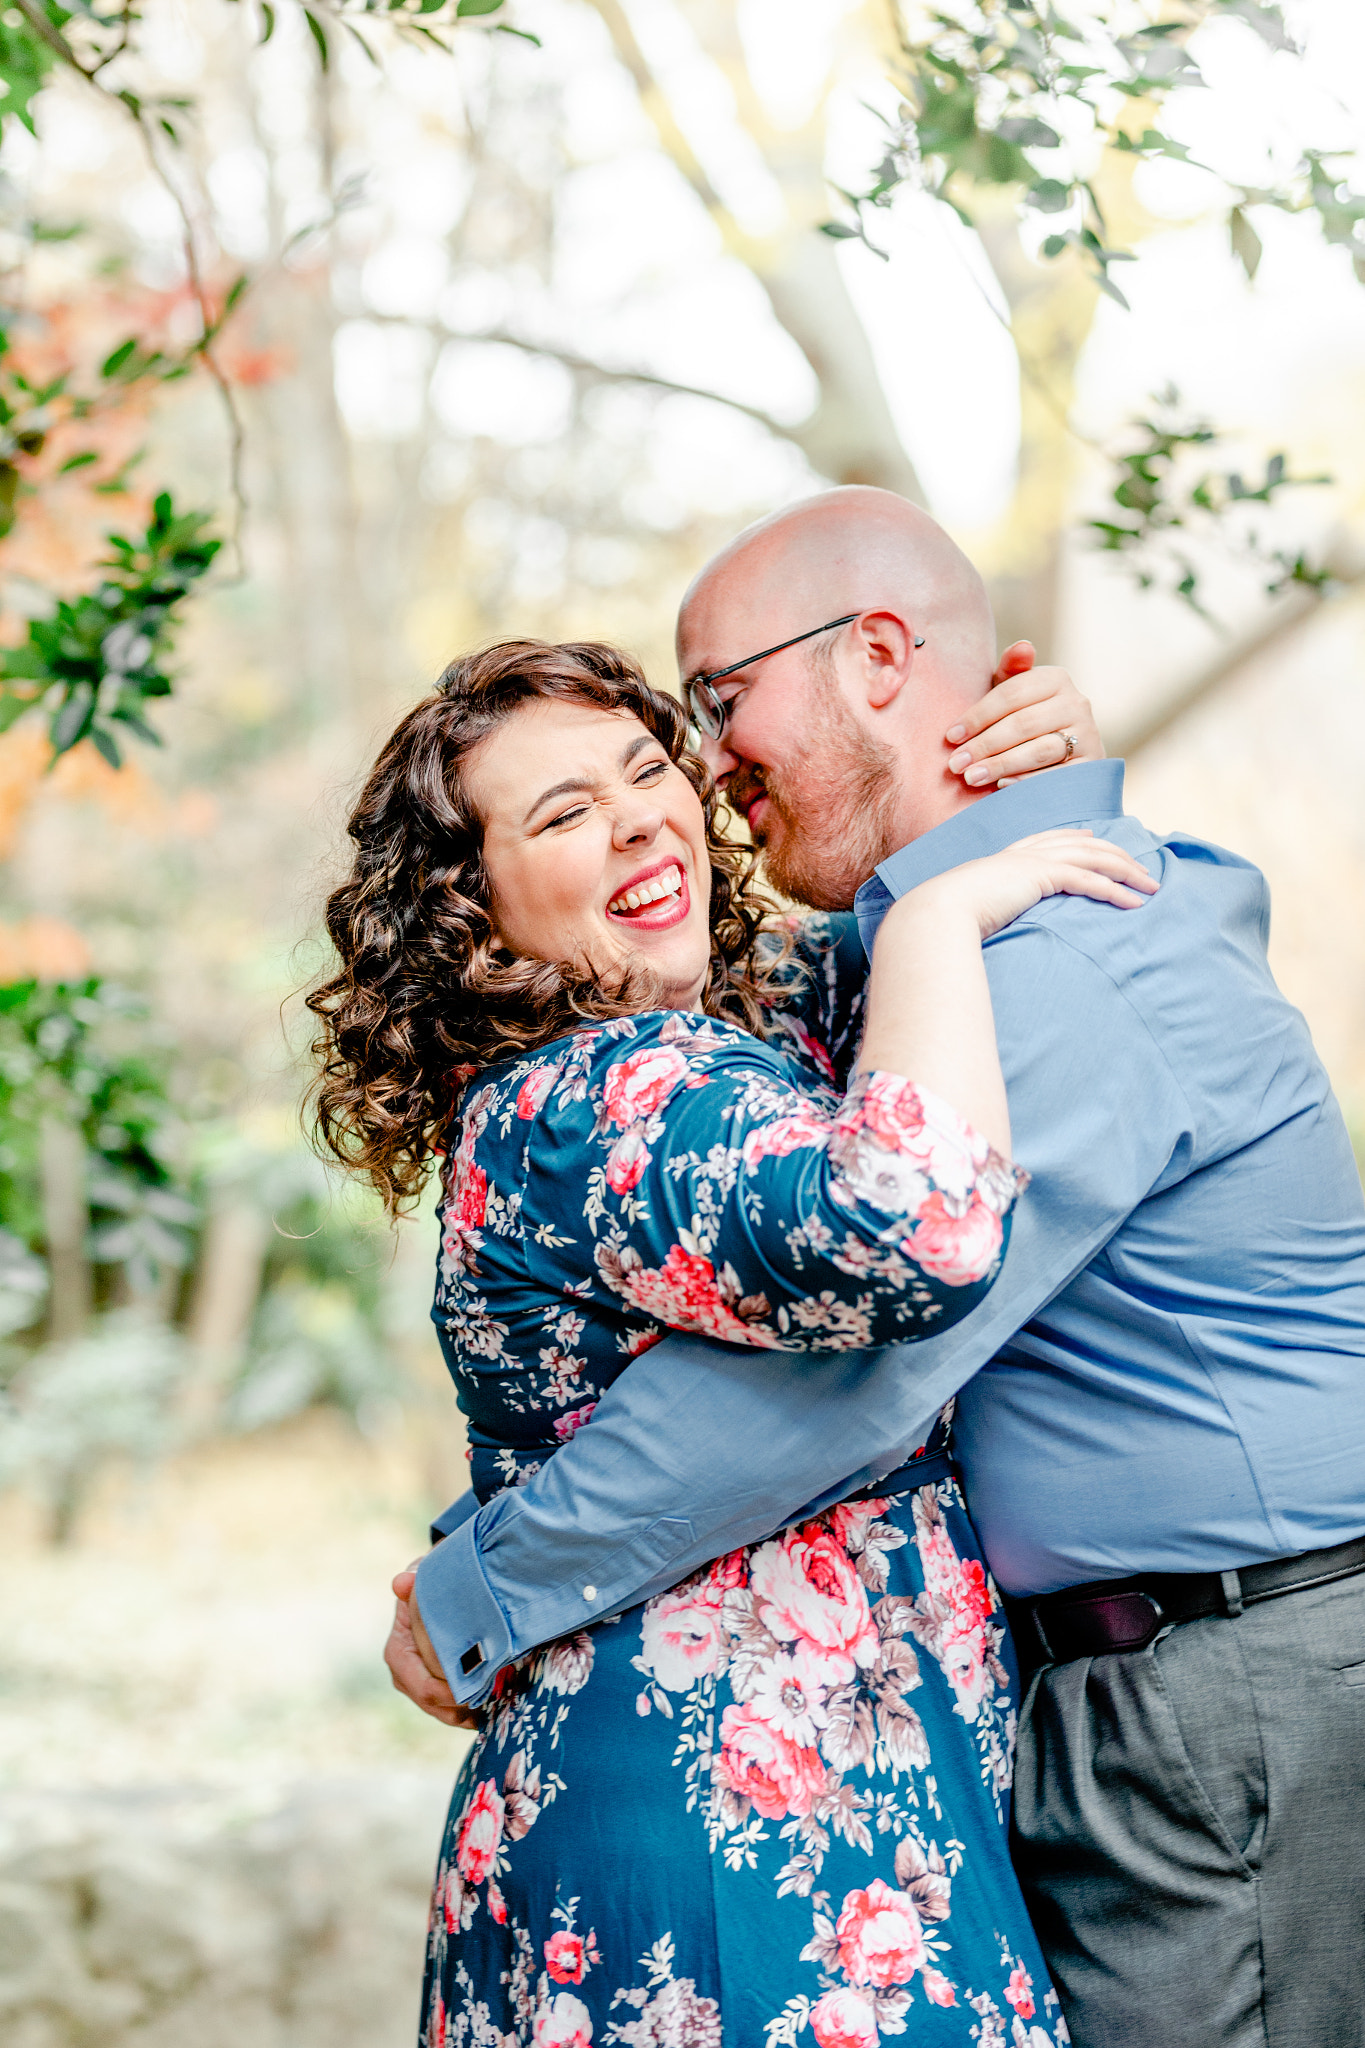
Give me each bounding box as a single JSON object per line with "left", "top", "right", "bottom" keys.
{"left": 184, "top": 1198, "right": 271, "bottom": 1430}
{"left": 39, "top": 1114, "right": 89, "bottom": 1343}
{"left": 587, "top": 0, "right": 925, "bottom": 502}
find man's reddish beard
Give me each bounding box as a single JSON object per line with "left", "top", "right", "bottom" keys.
{"left": 727, "top": 680, "right": 902, "bottom": 912}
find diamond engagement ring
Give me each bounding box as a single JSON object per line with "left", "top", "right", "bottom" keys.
{"left": 1060, "top": 731, "right": 1077, "bottom": 762}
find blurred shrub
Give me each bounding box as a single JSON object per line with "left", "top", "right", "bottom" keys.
{"left": 0, "top": 1313, "right": 189, "bottom": 1542}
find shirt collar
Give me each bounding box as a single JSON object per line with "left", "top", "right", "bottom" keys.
{"left": 857, "top": 759, "right": 1127, "bottom": 908}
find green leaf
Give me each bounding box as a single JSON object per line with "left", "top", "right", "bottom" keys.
{"left": 456, "top": 0, "right": 505, "bottom": 14}
{"left": 101, "top": 339, "right": 137, "bottom": 379}
{"left": 260, "top": 0, "right": 275, "bottom": 39}
{"left": 303, "top": 9, "right": 329, "bottom": 65}
{"left": 341, "top": 19, "right": 380, "bottom": 63}
{"left": 89, "top": 724, "right": 122, "bottom": 770}
{"left": 50, "top": 683, "right": 95, "bottom": 756}
{"left": 1229, "top": 205, "right": 1263, "bottom": 280}
{"left": 59, "top": 450, "right": 99, "bottom": 473}
{"left": 995, "top": 116, "right": 1060, "bottom": 149}
{"left": 1026, "top": 179, "right": 1073, "bottom": 215}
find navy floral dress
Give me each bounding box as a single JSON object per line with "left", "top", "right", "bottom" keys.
{"left": 421, "top": 919, "right": 1069, "bottom": 2048}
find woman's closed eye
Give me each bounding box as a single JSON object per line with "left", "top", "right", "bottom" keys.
{"left": 540, "top": 757, "right": 671, "bottom": 832}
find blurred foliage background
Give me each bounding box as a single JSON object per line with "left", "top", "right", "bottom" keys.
{"left": 0, "top": 0, "right": 1361, "bottom": 1825}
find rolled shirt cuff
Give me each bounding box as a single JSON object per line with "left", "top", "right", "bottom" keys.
{"left": 430, "top": 1487, "right": 480, "bottom": 1547}
{"left": 413, "top": 1513, "right": 515, "bottom": 1708}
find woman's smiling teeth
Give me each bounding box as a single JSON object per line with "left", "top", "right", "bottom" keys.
{"left": 609, "top": 864, "right": 683, "bottom": 917}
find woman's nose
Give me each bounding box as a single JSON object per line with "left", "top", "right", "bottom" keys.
{"left": 611, "top": 801, "right": 665, "bottom": 850}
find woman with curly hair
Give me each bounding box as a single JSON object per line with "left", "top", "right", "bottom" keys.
{"left": 308, "top": 640, "right": 1151, "bottom": 2048}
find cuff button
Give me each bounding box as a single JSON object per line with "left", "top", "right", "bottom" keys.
{"left": 582, "top": 1585, "right": 597, "bottom": 1602}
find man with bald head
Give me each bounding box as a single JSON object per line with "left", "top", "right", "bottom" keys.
{"left": 677, "top": 489, "right": 1012, "bottom": 911}
{"left": 405, "top": 489, "right": 1365, "bottom": 2048}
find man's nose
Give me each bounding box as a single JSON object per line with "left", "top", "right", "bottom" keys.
{"left": 611, "top": 801, "right": 665, "bottom": 849}
{"left": 696, "top": 731, "right": 736, "bottom": 783}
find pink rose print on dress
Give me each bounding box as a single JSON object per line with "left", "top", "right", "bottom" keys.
{"left": 544, "top": 1931, "right": 596, "bottom": 1984}
{"left": 809, "top": 1987, "right": 880, "bottom": 2048}
{"left": 601, "top": 1045, "right": 689, "bottom": 1127}
{"left": 784, "top": 1015, "right": 838, "bottom": 1083}
{"left": 454, "top": 1778, "right": 503, "bottom": 1885}
{"left": 750, "top": 1523, "right": 879, "bottom": 1682}
{"left": 448, "top": 1153, "right": 487, "bottom": 1232}
{"left": 532, "top": 1990, "right": 593, "bottom": 2046}
{"left": 905, "top": 1190, "right": 1003, "bottom": 1288}
{"left": 740, "top": 1107, "right": 835, "bottom": 1169}
{"left": 609, "top": 1243, "right": 781, "bottom": 1348}
{"left": 553, "top": 1402, "right": 597, "bottom": 1444}
{"left": 847, "top": 1072, "right": 927, "bottom": 1151}
{"left": 1005, "top": 1965, "right": 1036, "bottom": 2020}
{"left": 640, "top": 1578, "right": 727, "bottom": 1693}
{"left": 515, "top": 1065, "right": 557, "bottom": 1119}
{"left": 834, "top": 1878, "right": 928, "bottom": 1988}
{"left": 714, "top": 1701, "right": 827, "bottom": 1818}
{"left": 605, "top": 1126, "right": 650, "bottom": 1194}
{"left": 910, "top": 1491, "right": 1007, "bottom": 1730}
{"left": 747, "top": 1647, "right": 832, "bottom": 1748}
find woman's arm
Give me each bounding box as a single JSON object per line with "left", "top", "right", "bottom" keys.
{"left": 519, "top": 833, "right": 1153, "bottom": 1354}
{"left": 858, "top": 828, "right": 1155, "bottom": 1154}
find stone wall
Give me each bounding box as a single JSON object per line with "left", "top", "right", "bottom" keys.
{"left": 0, "top": 1778, "right": 450, "bottom": 2048}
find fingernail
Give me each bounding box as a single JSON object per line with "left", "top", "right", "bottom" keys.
{"left": 945, "top": 724, "right": 966, "bottom": 744}
{"left": 948, "top": 748, "right": 971, "bottom": 772}
{"left": 963, "top": 765, "right": 989, "bottom": 785}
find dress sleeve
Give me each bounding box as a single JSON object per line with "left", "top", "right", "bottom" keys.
{"left": 523, "top": 1019, "right": 1025, "bottom": 1353}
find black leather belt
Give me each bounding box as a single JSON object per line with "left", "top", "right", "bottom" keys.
{"left": 1006, "top": 1530, "right": 1365, "bottom": 1678}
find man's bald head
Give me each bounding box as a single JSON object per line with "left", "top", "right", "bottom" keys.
{"left": 675, "top": 489, "right": 999, "bottom": 906}
{"left": 678, "top": 486, "right": 995, "bottom": 701}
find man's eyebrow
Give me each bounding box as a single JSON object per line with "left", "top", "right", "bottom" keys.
{"left": 521, "top": 732, "right": 657, "bottom": 826}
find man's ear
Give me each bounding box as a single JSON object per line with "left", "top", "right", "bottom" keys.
{"left": 859, "top": 611, "right": 920, "bottom": 710}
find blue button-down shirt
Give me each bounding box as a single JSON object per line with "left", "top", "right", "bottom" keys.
{"left": 417, "top": 762, "right": 1365, "bottom": 1703}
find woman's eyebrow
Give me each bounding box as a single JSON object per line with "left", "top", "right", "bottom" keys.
{"left": 522, "top": 774, "right": 591, "bottom": 826}
{"left": 521, "top": 734, "right": 658, "bottom": 826}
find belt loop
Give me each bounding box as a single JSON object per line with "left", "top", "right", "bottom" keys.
{"left": 1220, "top": 1568, "right": 1244, "bottom": 1618}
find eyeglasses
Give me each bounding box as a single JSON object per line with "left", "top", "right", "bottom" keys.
{"left": 685, "top": 613, "right": 924, "bottom": 742}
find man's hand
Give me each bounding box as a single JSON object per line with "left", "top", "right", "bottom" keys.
{"left": 384, "top": 1562, "right": 481, "bottom": 1730}
{"left": 945, "top": 641, "right": 1104, "bottom": 789}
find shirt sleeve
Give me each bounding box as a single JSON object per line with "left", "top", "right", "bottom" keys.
{"left": 416, "top": 924, "right": 1193, "bottom": 1702}
{"left": 526, "top": 1030, "right": 1025, "bottom": 1355}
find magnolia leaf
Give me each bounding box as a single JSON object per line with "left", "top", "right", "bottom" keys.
{"left": 1026, "top": 178, "right": 1072, "bottom": 214}
{"left": 996, "top": 116, "right": 1059, "bottom": 149}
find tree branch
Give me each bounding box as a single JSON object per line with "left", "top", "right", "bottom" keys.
{"left": 1117, "top": 563, "right": 1365, "bottom": 757}
{"left": 581, "top": 0, "right": 925, "bottom": 502}
{"left": 366, "top": 313, "right": 801, "bottom": 439}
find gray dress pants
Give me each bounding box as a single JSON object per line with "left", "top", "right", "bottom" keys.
{"left": 1011, "top": 1571, "right": 1365, "bottom": 2048}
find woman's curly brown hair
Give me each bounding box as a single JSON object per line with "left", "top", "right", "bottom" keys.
{"left": 306, "top": 639, "right": 797, "bottom": 1215}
